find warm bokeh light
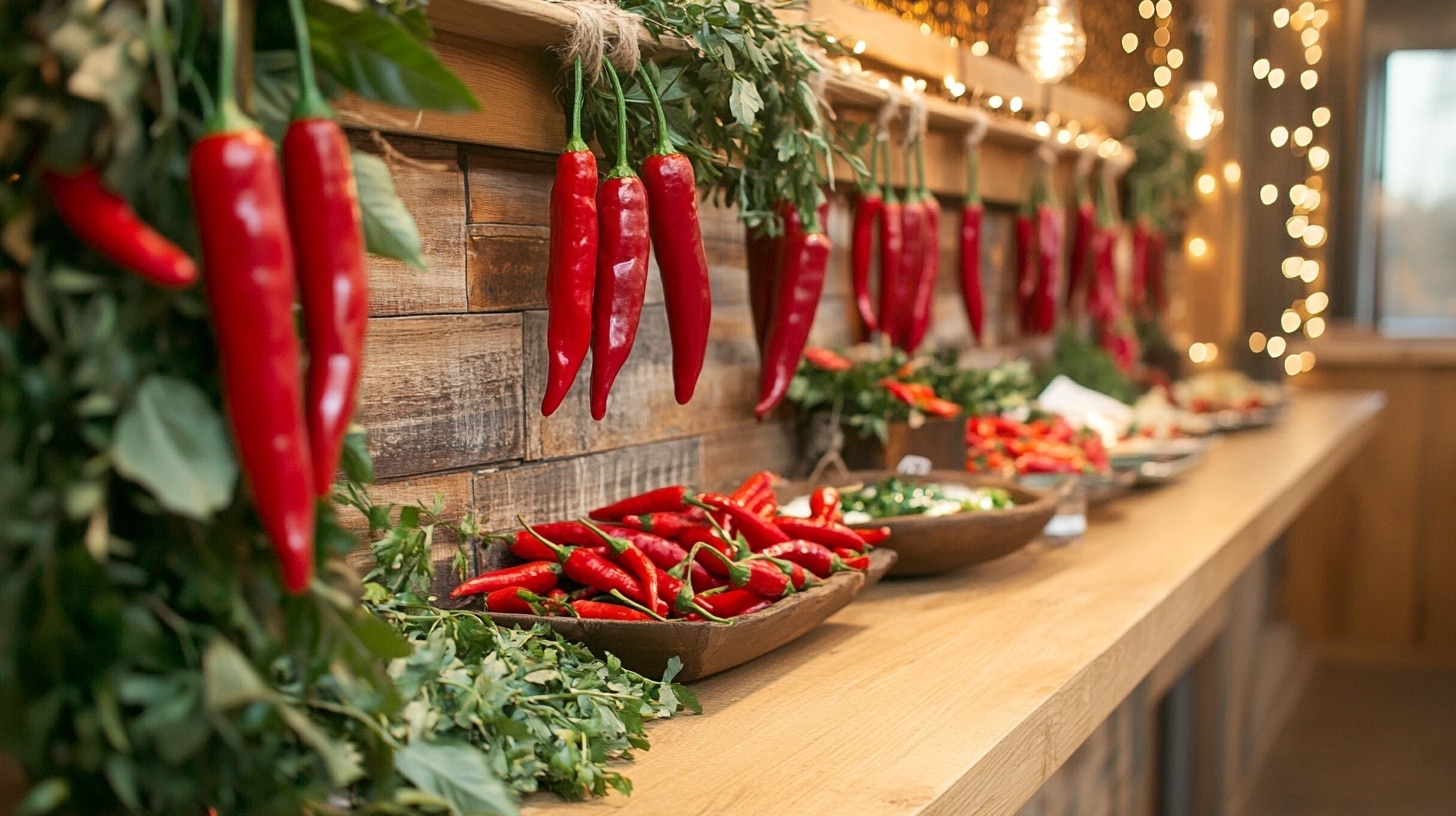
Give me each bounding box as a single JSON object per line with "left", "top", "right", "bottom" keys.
{"left": 1305, "top": 316, "right": 1326, "bottom": 338}
{"left": 1300, "top": 259, "right": 1320, "bottom": 282}
{"left": 1155, "top": 0, "right": 1171, "bottom": 18}
{"left": 1289, "top": 183, "right": 1308, "bottom": 204}
{"left": 1293, "top": 126, "right": 1313, "bottom": 146}
{"left": 1281, "top": 309, "right": 1302, "bottom": 332}
{"left": 1303, "top": 189, "right": 1321, "bottom": 211}
{"left": 971, "top": 40, "right": 990, "bottom": 56}
{"left": 1188, "top": 236, "right": 1209, "bottom": 257}
{"left": 1010, "top": 96, "right": 1024, "bottom": 112}
{"left": 1271, "top": 126, "right": 1290, "bottom": 147}
{"left": 1301, "top": 27, "right": 1319, "bottom": 47}
{"left": 1250, "top": 332, "right": 1268, "bottom": 353}
{"left": 1154, "top": 27, "right": 1171, "bottom": 47}
{"left": 1267, "top": 335, "right": 1288, "bottom": 357}
{"left": 1300, "top": 350, "right": 1317, "bottom": 370}
{"left": 1269, "top": 68, "right": 1286, "bottom": 88}
{"left": 1147, "top": 88, "right": 1165, "bottom": 108}
{"left": 1197, "top": 173, "right": 1217, "bottom": 195}
{"left": 1309, "top": 146, "right": 1330, "bottom": 169}
{"left": 1307, "top": 291, "right": 1330, "bottom": 313}
{"left": 1285, "top": 354, "right": 1303, "bottom": 375}
{"left": 1075, "top": 133, "right": 1092, "bottom": 149}
{"left": 1154, "top": 66, "right": 1172, "bottom": 87}
{"left": 1306, "top": 45, "right": 1323, "bottom": 64}
{"left": 1273, "top": 7, "right": 1290, "bottom": 27}
{"left": 854, "top": 40, "right": 867, "bottom": 54}
{"left": 989, "top": 94, "right": 1004, "bottom": 109}
{"left": 1261, "top": 184, "right": 1279, "bottom": 205}
{"left": 1301, "top": 69, "right": 1319, "bottom": 89}
{"left": 1129, "top": 91, "right": 1147, "bottom": 111}
{"left": 1286, "top": 215, "right": 1309, "bottom": 238}
{"left": 1282, "top": 256, "right": 1304, "bottom": 277}
{"left": 1139, "top": 0, "right": 1155, "bottom": 19}
{"left": 1253, "top": 58, "right": 1271, "bottom": 79}
{"left": 1034, "top": 120, "right": 1052, "bottom": 137}
{"left": 1312, "top": 106, "right": 1331, "bottom": 127}
{"left": 1168, "top": 48, "right": 1184, "bottom": 69}
{"left": 1223, "top": 162, "right": 1242, "bottom": 184}
{"left": 1123, "top": 33, "right": 1139, "bottom": 53}
{"left": 1302, "top": 224, "right": 1327, "bottom": 247}
{"left": 1189, "top": 343, "right": 1210, "bottom": 364}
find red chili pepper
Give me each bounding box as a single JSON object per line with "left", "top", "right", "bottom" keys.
{"left": 772, "top": 517, "right": 870, "bottom": 553}
{"left": 809, "top": 486, "right": 841, "bottom": 523}
{"left": 851, "top": 182, "right": 883, "bottom": 334}
{"left": 590, "top": 61, "right": 652, "bottom": 421}
{"left": 758, "top": 540, "right": 836, "bottom": 578}
{"left": 889, "top": 195, "right": 925, "bottom": 350}
{"left": 1066, "top": 201, "right": 1095, "bottom": 311}
{"left": 679, "top": 526, "right": 737, "bottom": 577}
{"left": 280, "top": 12, "right": 369, "bottom": 497}
{"left": 639, "top": 72, "right": 711, "bottom": 405}
{"left": 745, "top": 222, "right": 783, "bottom": 356}
{"left": 571, "top": 600, "right": 652, "bottom": 621}
{"left": 700, "top": 547, "right": 791, "bottom": 599}
{"left": 1132, "top": 216, "right": 1151, "bottom": 314}
{"left": 451, "top": 561, "right": 560, "bottom": 599}
{"left": 1088, "top": 225, "right": 1118, "bottom": 327}
{"left": 841, "top": 554, "right": 871, "bottom": 571}
{"left": 191, "top": 2, "right": 313, "bottom": 593}
{"left": 1148, "top": 227, "right": 1167, "bottom": 312}
{"left": 694, "top": 588, "right": 766, "bottom": 619}
{"left": 618, "top": 510, "right": 702, "bottom": 539}
{"left": 581, "top": 519, "right": 664, "bottom": 616}
{"left": 804, "top": 346, "right": 852, "bottom": 372}
{"left": 42, "top": 166, "right": 197, "bottom": 288}
{"left": 541, "top": 58, "right": 598, "bottom": 416}
{"left": 906, "top": 140, "right": 940, "bottom": 353}
{"left": 695, "top": 493, "right": 790, "bottom": 551}
{"left": 484, "top": 586, "right": 538, "bottom": 614}
{"left": 589, "top": 485, "right": 691, "bottom": 520}
{"left": 754, "top": 207, "right": 831, "bottom": 419}
{"left": 1015, "top": 211, "right": 1036, "bottom": 332}
{"left": 730, "top": 470, "right": 777, "bottom": 508}
{"left": 563, "top": 548, "right": 650, "bottom": 606}
{"left": 856, "top": 526, "right": 891, "bottom": 545}
{"left": 1031, "top": 203, "right": 1063, "bottom": 335}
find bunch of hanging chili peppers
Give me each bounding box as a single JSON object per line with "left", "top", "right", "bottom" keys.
{"left": 750, "top": 198, "right": 832, "bottom": 420}
{"left": 1017, "top": 148, "right": 1064, "bottom": 337}
{"left": 172, "top": 0, "right": 369, "bottom": 593}
{"left": 541, "top": 60, "right": 711, "bottom": 420}
{"left": 1086, "top": 164, "right": 1142, "bottom": 373}
{"left": 452, "top": 471, "right": 884, "bottom": 621}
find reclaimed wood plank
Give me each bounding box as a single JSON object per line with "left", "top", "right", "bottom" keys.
{"left": 357, "top": 314, "right": 525, "bottom": 479}
{"left": 1417, "top": 370, "right": 1456, "bottom": 653}
{"left": 471, "top": 438, "right": 700, "bottom": 532}
{"left": 347, "top": 133, "right": 467, "bottom": 316}
{"left": 464, "top": 146, "right": 556, "bottom": 225}
{"left": 699, "top": 420, "right": 804, "bottom": 491}
{"left": 466, "top": 223, "right": 548, "bottom": 312}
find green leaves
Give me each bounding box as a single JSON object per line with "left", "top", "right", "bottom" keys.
{"left": 306, "top": 0, "right": 479, "bottom": 113}
{"left": 728, "top": 78, "right": 762, "bottom": 127}
{"left": 395, "top": 741, "right": 518, "bottom": 816}
{"left": 353, "top": 150, "right": 427, "bottom": 270}
{"left": 113, "top": 375, "right": 237, "bottom": 520}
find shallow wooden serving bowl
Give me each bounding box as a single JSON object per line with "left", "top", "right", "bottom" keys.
{"left": 777, "top": 470, "right": 1057, "bottom": 578}
{"left": 447, "top": 543, "right": 896, "bottom": 682}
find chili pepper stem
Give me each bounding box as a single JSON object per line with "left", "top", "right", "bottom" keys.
{"left": 640, "top": 67, "right": 675, "bottom": 156}
{"left": 878, "top": 138, "right": 897, "bottom": 205}
{"left": 566, "top": 58, "right": 588, "bottom": 152}
{"left": 676, "top": 545, "right": 733, "bottom": 622}
{"left": 209, "top": 0, "right": 254, "bottom": 133}
{"left": 607, "top": 589, "right": 668, "bottom": 621}
{"left": 579, "top": 517, "right": 627, "bottom": 555}
{"left": 285, "top": 0, "right": 332, "bottom": 119}
{"left": 965, "top": 146, "right": 981, "bottom": 206}
{"left": 602, "top": 60, "right": 634, "bottom": 179}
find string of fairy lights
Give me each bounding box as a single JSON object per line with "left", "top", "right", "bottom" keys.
{"left": 1125, "top": 0, "right": 1183, "bottom": 114}
{"left": 1245, "top": 2, "right": 1329, "bottom": 377}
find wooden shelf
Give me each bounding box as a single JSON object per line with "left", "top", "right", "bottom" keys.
{"left": 520, "top": 391, "right": 1385, "bottom": 816}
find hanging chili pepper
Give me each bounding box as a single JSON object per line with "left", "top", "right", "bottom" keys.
{"left": 283, "top": 0, "right": 368, "bottom": 497}
{"left": 745, "top": 217, "right": 783, "bottom": 356}
{"left": 451, "top": 561, "right": 560, "bottom": 599}
{"left": 959, "top": 139, "right": 985, "bottom": 343}
{"left": 890, "top": 145, "right": 926, "bottom": 351}
{"left": 1066, "top": 200, "right": 1095, "bottom": 312}
{"left": 1015, "top": 209, "right": 1036, "bottom": 333}
{"left": 42, "top": 165, "right": 197, "bottom": 288}
{"left": 851, "top": 141, "right": 883, "bottom": 334}
{"left": 589, "top": 485, "right": 691, "bottom": 520}
{"left": 907, "top": 140, "right": 940, "bottom": 352}
{"left": 638, "top": 69, "right": 711, "bottom": 405}
{"left": 876, "top": 139, "right": 905, "bottom": 342}
{"left": 590, "top": 61, "right": 651, "bottom": 421}
{"left": 541, "top": 58, "right": 598, "bottom": 417}
{"left": 1031, "top": 202, "right": 1063, "bottom": 335}
{"left": 191, "top": 0, "right": 314, "bottom": 593}
{"left": 753, "top": 204, "right": 831, "bottom": 419}
{"left": 1132, "top": 215, "right": 1151, "bottom": 315}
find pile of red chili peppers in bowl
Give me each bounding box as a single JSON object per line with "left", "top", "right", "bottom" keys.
{"left": 42, "top": 0, "right": 369, "bottom": 595}
{"left": 450, "top": 472, "right": 887, "bottom": 622}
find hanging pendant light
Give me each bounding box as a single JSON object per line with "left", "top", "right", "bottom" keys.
{"left": 1015, "top": 0, "right": 1088, "bottom": 85}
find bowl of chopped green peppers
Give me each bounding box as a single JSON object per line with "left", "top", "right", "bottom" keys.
{"left": 778, "top": 472, "right": 1058, "bottom": 577}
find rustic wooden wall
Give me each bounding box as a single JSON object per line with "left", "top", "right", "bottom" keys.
{"left": 348, "top": 125, "right": 1044, "bottom": 551}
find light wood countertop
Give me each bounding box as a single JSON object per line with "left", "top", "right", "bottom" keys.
{"left": 522, "top": 391, "right": 1385, "bottom": 816}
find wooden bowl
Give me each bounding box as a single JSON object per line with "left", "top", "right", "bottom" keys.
{"left": 450, "top": 544, "right": 896, "bottom": 682}
{"left": 777, "top": 470, "right": 1058, "bottom": 578}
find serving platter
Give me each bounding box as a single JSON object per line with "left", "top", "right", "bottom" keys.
{"left": 777, "top": 470, "right": 1057, "bottom": 578}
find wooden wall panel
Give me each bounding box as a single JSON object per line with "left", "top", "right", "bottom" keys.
{"left": 700, "top": 421, "right": 804, "bottom": 491}
{"left": 471, "top": 438, "right": 700, "bottom": 532}
{"left": 1418, "top": 372, "right": 1456, "bottom": 651}
{"left": 357, "top": 314, "right": 525, "bottom": 479}
{"left": 350, "top": 134, "right": 468, "bottom": 316}
{"left": 466, "top": 224, "right": 548, "bottom": 312}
